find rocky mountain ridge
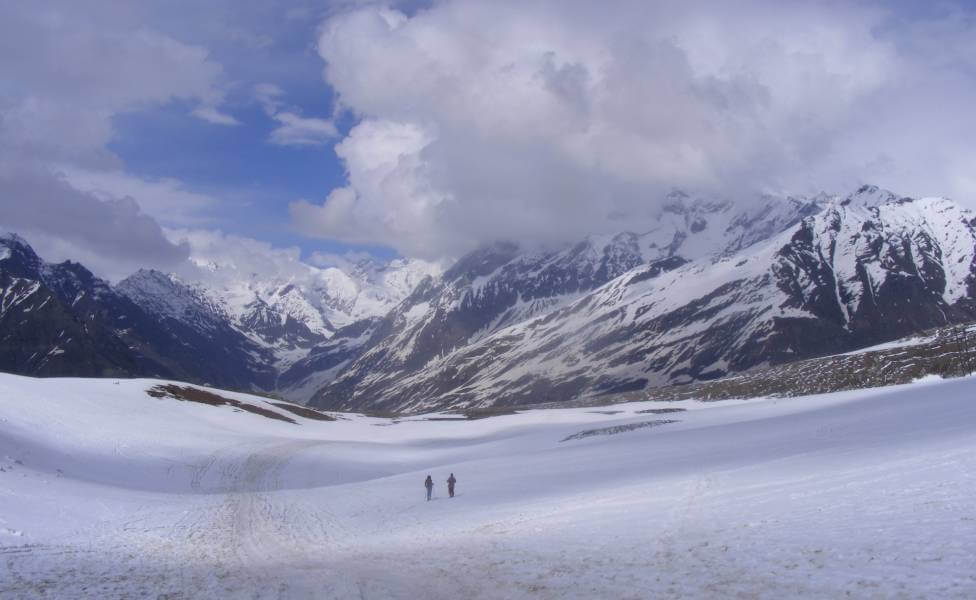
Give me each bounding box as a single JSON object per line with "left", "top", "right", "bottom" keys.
{"left": 309, "top": 186, "right": 976, "bottom": 412}
{"left": 0, "top": 234, "right": 276, "bottom": 388}
{"left": 0, "top": 232, "right": 441, "bottom": 397}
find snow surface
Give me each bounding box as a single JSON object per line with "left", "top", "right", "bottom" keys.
{"left": 836, "top": 333, "right": 936, "bottom": 356}
{"left": 1, "top": 373, "right": 974, "bottom": 598}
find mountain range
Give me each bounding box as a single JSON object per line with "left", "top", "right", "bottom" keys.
{"left": 3, "top": 185, "right": 975, "bottom": 412}
{"left": 0, "top": 234, "right": 437, "bottom": 395}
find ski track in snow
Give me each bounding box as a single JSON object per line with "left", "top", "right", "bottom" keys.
{"left": 0, "top": 375, "right": 975, "bottom": 598}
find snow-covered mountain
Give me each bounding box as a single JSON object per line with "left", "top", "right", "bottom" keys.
{"left": 114, "top": 254, "right": 442, "bottom": 378}
{"left": 307, "top": 191, "right": 826, "bottom": 411}
{"left": 115, "top": 270, "right": 229, "bottom": 335}
{"left": 5, "top": 185, "right": 975, "bottom": 409}
{"left": 310, "top": 186, "right": 976, "bottom": 412}
{"left": 117, "top": 269, "right": 328, "bottom": 373}
{"left": 181, "top": 254, "right": 442, "bottom": 333}
{"left": 0, "top": 234, "right": 277, "bottom": 388}
{"left": 0, "top": 232, "right": 441, "bottom": 396}
{"left": 276, "top": 316, "right": 384, "bottom": 402}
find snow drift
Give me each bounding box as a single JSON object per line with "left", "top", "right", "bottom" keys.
{"left": 1, "top": 373, "right": 974, "bottom": 598}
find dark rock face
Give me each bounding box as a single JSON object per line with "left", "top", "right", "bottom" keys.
{"left": 0, "top": 236, "right": 170, "bottom": 378}
{"left": 236, "top": 295, "right": 326, "bottom": 352}
{"left": 771, "top": 194, "right": 976, "bottom": 352}
{"left": 0, "top": 236, "right": 275, "bottom": 390}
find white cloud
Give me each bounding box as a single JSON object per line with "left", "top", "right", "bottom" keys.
{"left": 0, "top": 168, "right": 190, "bottom": 281}
{"left": 268, "top": 112, "right": 339, "bottom": 146}
{"left": 254, "top": 82, "right": 338, "bottom": 147}
{"left": 165, "top": 228, "right": 313, "bottom": 283}
{"left": 57, "top": 168, "right": 219, "bottom": 227}
{"left": 0, "top": 10, "right": 235, "bottom": 160}
{"left": 191, "top": 105, "right": 241, "bottom": 126}
{"left": 298, "top": 0, "right": 976, "bottom": 259}
{"left": 291, "top": 119, "right": 451, "bottom": 255}
{"left": 307, "top": 250, "right": 375, "bottom": 270}
{"left": 254, "top": 83, "right": 287, "bottom": 111}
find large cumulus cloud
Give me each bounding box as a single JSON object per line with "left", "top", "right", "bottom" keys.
{"left": 295, "top": 0, "right": 976, "bottom": 259}
{"left": 0, "top": 3, "right": 233, "bottom": 278}
{"left": 0, "top": 169, "right": 190, "bottom": 281}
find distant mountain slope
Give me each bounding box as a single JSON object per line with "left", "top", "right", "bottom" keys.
{"left": 311, "top": 187, "right": 976, "bottom": 412}
{"left": 0, "top": 232, "right": 441, "bottom": 395}
{"left": 182, "top": 254, "right": 442, "bottom": 333}
{"left": 594, "top": 322, "right": 976, "bottom": 407}
{"left": 117, "top": 269, "right": 326, "bottom": 373}
{"left": 157, "top": 254, "right": 442, "bottom": 372}
{"left": 0, "top": 234, "right": 164, "bottom": 378}
{"left": 5, "top": 186, "right": 974, "bottom": 409}
{"left": 0, "top": 234, "right": 276, "bottom": 389}
{"left": 309, "top": 191, "right": 828, "bottom": 411}
{"left": 276, "top": 317, "right": 383, "bottom": 402}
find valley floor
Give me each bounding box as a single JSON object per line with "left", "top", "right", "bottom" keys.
{"left": 0, "top": 374, "right": 974, "bottom": 598}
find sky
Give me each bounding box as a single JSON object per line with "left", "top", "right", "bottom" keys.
{"left": 0, "top": 0, "right": 975, "bottom": 281}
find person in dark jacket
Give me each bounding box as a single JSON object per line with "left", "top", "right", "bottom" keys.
{"left": 425, "top": 475, "right": 433, "bottom": 501}
{"left": 447, "top": 473, "right": 456, "bottom": 498}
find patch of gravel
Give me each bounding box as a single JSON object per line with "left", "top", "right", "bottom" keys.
{"left": 147, "top": 385, "right": 296, "bottom": 424}
{"left": 268, "top": 402, "right": 335, "bottom": 421}
{"left": 560, "top": 419, "right": 679, "bottom": 442}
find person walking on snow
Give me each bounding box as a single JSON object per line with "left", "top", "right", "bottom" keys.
{"left": 425, "top": 475, "right": 434, "bottom": 501}
{"left": 447, "top": 473, "right": 457, "bottom": 498}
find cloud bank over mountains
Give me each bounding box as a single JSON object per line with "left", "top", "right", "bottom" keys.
{"left": 1, "top": 1, "right": 975, "bottom": 280}
{"left": 296, "top": 0, "right": 976, "bottom": 259}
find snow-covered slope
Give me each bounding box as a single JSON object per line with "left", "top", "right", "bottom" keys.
{"left": 1, "top": 372, "right": 974, "bottom": 597}
{"left": 313, "top": 186, "right": 976, "bottom": 413}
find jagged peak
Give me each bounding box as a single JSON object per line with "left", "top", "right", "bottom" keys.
{"left": 0, "top": 233, "right": 36, "bottom": 268}
{"left": 0, "top": 233, "right": 110, "bottom": 294}
{"left": 0, "top": 232, "right": 31, "bottom": 247}
{"left": 118, "top": 269, "right": 203, "bottom": 299}
{"left": 243, "top": 292, "right": 271, "bottom": 310}
{"left": 840, "top": 184, "right": 903, "bottom": 209}
{"left": 444, "top": 241, "right": 521, "bottom": 281}
{"left": 117, "top": 268, "right": 227, "bottom": 326}
{"left": 0, "top": 232, "right": 41, "bottom": 265}
{"left": 44, "top": 259, "right": 99, "bottom": 284}
{"left": 661, "top": 189, "right": 731, "bottom": 216}
{"left": 122, "top": 268, "right": 180, "bottom": 286}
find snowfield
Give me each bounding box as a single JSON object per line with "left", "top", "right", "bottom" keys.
{"left": 0, "top": 374, "right": 974, "bottom": 598}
